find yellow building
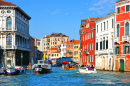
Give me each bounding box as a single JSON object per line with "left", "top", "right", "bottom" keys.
{"left": 73, "top": 40, "right": 80, "bottom": 63}
{"left": 51, "top": 51, "right": 61, "bottom": 65}
{"left": 43, "top": 51, "right": 47, "bottom": 60}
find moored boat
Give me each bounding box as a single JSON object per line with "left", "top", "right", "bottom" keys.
{"left": 5, "top": 67, "right": 22, "bottom": 75}
{"left": 33, "top": 60, "right": 52, "bottom": 74}
{"left": 79, "top": 67, "right": 97, "bottom": 74}
{"left": 64, "top": 66, "right": 76, "bottom": 70}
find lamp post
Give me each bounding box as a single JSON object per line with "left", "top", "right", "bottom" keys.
{"left": 21, "top": 53, "right": 23, "bottom": 67}
{"left": 3, "top": 49, "right": 6, "bottom": 68}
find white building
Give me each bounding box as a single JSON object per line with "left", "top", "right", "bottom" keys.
{"left": 60, "top": 43, "right": 67, "bottom": 57}
{"left": 0, "top": 0, "right": 31, "bottom": 67}
{"left": 95, "top": 13, "right": 115, "bottom": 70}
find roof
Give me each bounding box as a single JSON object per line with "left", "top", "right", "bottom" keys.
{"left": 116, "top": 0, "right": 125, "bottom": 3}
{"left": 0, "top": 0, "right": 16, "bottom": 6}
{"left": 44, "top": 33, "right": 68, "bottom": 38}
{"left": 88, "top": 17, "right": 100, "bottom": 21}
{"left": 43, "top": 51, "right": 47, "bottom": 53}
{"left": 53, "top": 51, "right": 60, "bottom": 53}
{"left": 62, "top": 42, "right": 73, "bottom": 44}
{"left": 49, "top": 48, "right": 57, "bottom": 50}
{"left": 73, "top": 40, "right": 80, "bottom": 44}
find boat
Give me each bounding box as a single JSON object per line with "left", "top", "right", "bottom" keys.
{"left": 33, "top": 60, "right": 52, "bottom": 74}
{"left": 5, "top": 67, "right": 22, "bottom": 75}
{"left": 79, "top": 67, "right": 97, "bottom": 74}
{"left": 64, "top": 66, "right": 76, "bottom": 70}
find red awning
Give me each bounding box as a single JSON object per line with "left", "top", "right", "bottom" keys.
{"left": 60, "top": 61, "right": 69, "bottom": 63}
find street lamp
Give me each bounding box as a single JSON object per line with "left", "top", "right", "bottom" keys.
{"left": 3, "top": 49, "right": 6, "bottom": 68}
{"left": 21, "top": 53, "right": 23, "bottom": 67}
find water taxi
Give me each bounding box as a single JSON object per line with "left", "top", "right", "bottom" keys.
{"left": 79, "top": 67, "right": 97, "bottom": 74}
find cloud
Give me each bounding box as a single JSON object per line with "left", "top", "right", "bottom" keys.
{"left": 51, "top": 10, "right": 61, "bottom": 15}
{"left": 89, "top": 0, "right": 117, "bottom": 15}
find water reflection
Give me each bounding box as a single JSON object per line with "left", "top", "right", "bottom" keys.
{"left": 0, "top": 68, "right": 130, "bottom": 86}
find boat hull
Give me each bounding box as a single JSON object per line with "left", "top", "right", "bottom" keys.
{"left": 79, "top": 69, "right": 97, "bottom": 74}
{"left": 34, "top": 68, "right": 52, "bottom": 74}
{"left": 64, "top": 67, "right": 76, "bottom": 70}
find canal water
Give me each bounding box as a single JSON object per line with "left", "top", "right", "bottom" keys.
{"left": 0, "top": 67, "right": 130, "bottom": 86}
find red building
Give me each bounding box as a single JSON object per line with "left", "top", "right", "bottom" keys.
{"left": 114, "top": 0, "right": 130, "bottom": 71}
{"left": 82, "top": 18, "right": 100, "bottom": 66}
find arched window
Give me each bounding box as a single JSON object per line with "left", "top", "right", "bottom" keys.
{"left": 125, "top": 22, "right": 129, "bottom": 36}
{"left": 6, "top": 17, "right": 12, "bottom": 29}
{"left": 117, "top": 24, "right": 120, "bottom": 37}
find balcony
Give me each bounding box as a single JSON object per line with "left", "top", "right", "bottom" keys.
{"left": 0, "top": 28, "right": 17, "bottom": 31}
{"left": 84, "top": 49, "right": 89, "bottom": 54}
{"left": 122, "top": 36, "right": 130, "bottom": 42}
{"left": 114, "top": 37, "right": 119, "bottom": 43}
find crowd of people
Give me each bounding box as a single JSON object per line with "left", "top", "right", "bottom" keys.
{"left": 80, "top": 65, "right": 94, "bottom": 70}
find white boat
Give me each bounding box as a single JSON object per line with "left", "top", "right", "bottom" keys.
{"left": 79, "top": 67, "right": 97, "bottom": 74}
{"left": 33, "top": 60, "right": 52, "bottom": 74}
{"left": 6, "top": 67, "right": 22, "bottom": 75}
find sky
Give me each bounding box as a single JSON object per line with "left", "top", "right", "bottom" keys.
{"left": 7, "top": 0, "right": 118, "bottom": 40}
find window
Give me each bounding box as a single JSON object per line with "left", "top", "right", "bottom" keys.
{"left": 90, "top": 56, "right": 91, "bottom": 62}
{"left": 90, "top": 33, "right": 91, "bottom": 39}
{"left": 96, "top": 42, "right": 98, "bottom": 50}
{"left": 38, "top": 42, "right": 40, "bottom": 45}
{"left": 100, "top": 41, "right": 102, "bottom": 50}
{"left": 124, "top": 46, "right": 130, "bottom": 54}
{"left": 106, "top": 40, "right": 108, "bottom": 49}
{"left": 92, "top": 43, "right": 93, "bottom": 50}
{"left": 7, "top": 51, "right": 12, "bottom": 56}
{"left": 92, "top": 32, "right": 93, "bottom": 38}
{"left": 104, "top": 22, "right": 105, "bottom": 30}
{"left": 92, "top": 55, "right": 93, "bottom": 62}
{"left": 126, "top": 5, "right": 130, "bottom": 12}
{"left": 107, "top": 21, "right": 108, "bottom": 29}
{"left": 85, "top": 35, "right": 86, "bottom": 40}
{"left": 7, "top": 10, "right": 11, "bottom": 13}
{"left": 117, "top": 47, "right": 120, "bottom": 54}
{"left": 112, "top": 19, "right": 113, "bottom": 28}
{"left": 101, "top": 23, "right": 102, "bottom": 31}
{"left": 83, "top": 36, "right": 84, "bottom": 41}
{"left": 97, "top": 25, "right": 98, "bottom": 33}
{"left": 103, "top": 40, "right": 105, "bottom": 49}
{"left": 117, "top": 24, "right": 120, "bottom": 37}
{"left": 90, "top": 44, "right": 91, "bottom": 50}
{"left": 6, "top": 17, "right": 12, "bottom": 29}
{"left": 125, "top": 22, "right": 129, "bottom": 36}
{"left": 117, "top": 7, "right": 120, "bottom": 14}
{"left": 6, "top": 34, "right": 12, "bottom": 45}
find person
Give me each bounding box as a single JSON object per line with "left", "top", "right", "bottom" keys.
{"left": 86, "top": 65, "right": 89, "bottom": 69}
{"left": 91, "top": 65, "right": 94, "bottom": 70}
{"left": 88, "top": 65, "right": 92, "bottom": 70}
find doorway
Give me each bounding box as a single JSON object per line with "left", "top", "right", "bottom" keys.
{"left": 120, "top": 59, "right": 124, "bottom": 71}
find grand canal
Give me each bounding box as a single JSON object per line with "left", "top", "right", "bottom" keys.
{"left": 0, "top": 67, "right": 130, "bottom": 86}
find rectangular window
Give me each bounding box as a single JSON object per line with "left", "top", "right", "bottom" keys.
{"left": 103, "top": 40, "right": 105, "bottom": 49}
{"left": 117, "top": 47, "right": 120, "bottom": 54}
{"left": 117, "top": 7, "right": 120, "bottom": 14}
{"left": 101, "top": 23, "right": 102, "bottom": 31}
{"left": 90, "top": 56, "right": 91, "bottom": 62}
{"left": 96, "top": 42, "right": 98, "bottom": 50}
{"left": 97, "top": 25, "right": 98, "bottom": 33}
{"left": 92, "top": 55, "right": 93, "bottom": 62}
{"left": 112, "top": 19, "right": 114, "bottom": 28}
{"left": 92, "top": 43, "right": 93, "bottom": 50}
{"left": 106, "top": 40, "right": 108, "bottom": 49}
{"left": 90, "top": 33, "right": 91, "bottom": 39}
{"left": 126, "top": 46, "right": 129, "bottom": 54}
{"left": 92, "top": 32, "right": 93, "bottom": 38}
{"left": 107, "top": 21, "right": 108, "bottom": 29}
{"left": 126, "top": 5, "right": 130, "bottom": 12}
{"left": 100, "top": 41, "right": 102, "bottom": 50}
{"left": 104, "top": 22, "right": 105, "bottom": 30}
{"left": 83, "top": 36, "right": 84, "bottom": 41}
{"left": 90, "top": 44, "right": 91, "bottom": 50}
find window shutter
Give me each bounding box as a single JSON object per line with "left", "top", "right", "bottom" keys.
{"left": 119, "top": 47, "right": 120, "bottom": 54}
{"left": 129, "top": 46, "right": 130, "bottom": 54}
{"left": 115, "top": 47, "right": 117, "bottom": 54}
{"left": 124, "top": 46, "right": 126, "bottom": 54}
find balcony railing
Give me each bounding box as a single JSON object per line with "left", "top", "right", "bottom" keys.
{"left": 114, "top": 37, "right": 119, "bottom": 43}
{"left": 84, "top": 49, "right": 89, "bottom": 54}
{"left": 122, "top": 36, "right": 130, "bottom": 42}
{"left": 0, "top": 27, "right": 17, "bottom": 31}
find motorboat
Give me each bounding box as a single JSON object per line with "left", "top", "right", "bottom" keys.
{"left": 79, "top": 67, "right": 97, "bottom": 74}
{"left": 64, "top": 66, "right": 76, "bottom": 70}
{"left": 5, "top": 67, "right": 22, "bottom": 75}
{"left": 33, "top": 60, "right": 52, "bottom": 74}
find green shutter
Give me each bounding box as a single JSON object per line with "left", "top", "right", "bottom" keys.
{"left": 115, "top": 47, "right": 117, "bottom": 54}
{"left": 129, "top": 46, "right": 130, "bottom": 54}
{"left": 124, "top": 46, "right": 126, "bottom": 54}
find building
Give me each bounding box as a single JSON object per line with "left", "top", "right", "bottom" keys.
{"left": 51, "top": 51, "right": 60, "bottom": 65}
{"left": 82, "top": 18, "right": 100, "bottom": 66}
{"left": 41, "top": 33, "right": 69, "bottom": 52}
{"left": 0, "top": 0, "right": 31, "bottom": 67}
{"left": 114, "top": 0, "right": 130, "bottom": 71}
{"left": 73, "top": 40, "right": 80, "bottom": 63}
{"left": 60, "top": 41, "right": 73, "bottom": 58}
{"left": 79, "top": 20, "right": 86, "bottom": 65}
{"left": 95, "top": 13, "right": 115, "bottom": 70}
{"left": 47, "top": 48, "right": 59, "bottom": 60}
